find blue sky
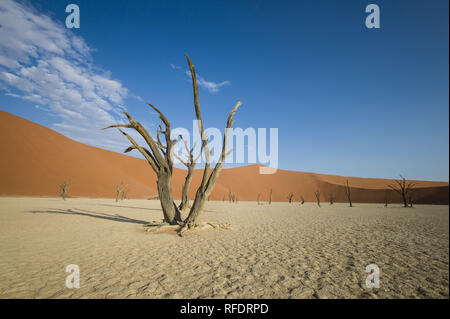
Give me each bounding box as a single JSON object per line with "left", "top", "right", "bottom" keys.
{"left": 0, "top": 0, "right": 448, "bottom": 181}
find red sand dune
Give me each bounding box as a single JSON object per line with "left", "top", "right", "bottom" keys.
{"left": 0, "top": 110, "right": 448, "bottom": 204}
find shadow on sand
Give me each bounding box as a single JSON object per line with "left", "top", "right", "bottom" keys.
{"left": 96, "top": 203, "right": 162, "bottom": 212}
{"left": 27, "top": 208, "right": 149, "bottom": 225}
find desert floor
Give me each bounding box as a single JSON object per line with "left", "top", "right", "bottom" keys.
{"left": 0, "top": 197, "right": 448, "bottom": 299}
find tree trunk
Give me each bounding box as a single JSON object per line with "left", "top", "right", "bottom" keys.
{"left": 179, "top": 166, "right": 194, "bottom": 211}
{"left": 402, "top": 193, "right": 408, "bottom": 207}
{"left": 157, "top": 169, "right": 181, "bottom": 225}
{"left": 183, "top": 188, "right": 207, "bottom": 228}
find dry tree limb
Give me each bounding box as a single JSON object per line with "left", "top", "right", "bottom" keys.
{"left": 179, "top": 54, "right": 242, "bottom": 235}
{"left": 174, "top": 135, "right": 200, "bottom": 211}
{"left": 103, "top": 105, "right": 182, "bottom": 224}
{"left": 269, "top": 188, "right": 272, "bottom": 205}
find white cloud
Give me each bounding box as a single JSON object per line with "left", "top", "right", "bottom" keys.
{"left": 0, "top": 0, "right": 131, "bottom": 151}
{"left": 184, "top": 70, "right": 230, "bottom": 93}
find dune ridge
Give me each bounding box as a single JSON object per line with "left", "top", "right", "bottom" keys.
{"left": 0, "top": 110, "right": 448, "bottom": 204}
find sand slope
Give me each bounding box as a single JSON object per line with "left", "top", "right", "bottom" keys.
{"left": 0, "top": 197, "right": 448, "bottom": 298}
{"left": 0, "top": 110, "right": 448, "bottom": 204}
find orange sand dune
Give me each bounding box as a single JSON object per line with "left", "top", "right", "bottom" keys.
{"left": 0, "top": 110, "right": 448, "bottom": 204}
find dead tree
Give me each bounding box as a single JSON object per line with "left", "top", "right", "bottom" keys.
{"left": 344, "top": 180, "right": 352, "bottom": 207}
{"left": 287, "top": 193, "right": 294, "bottom": 203}
{"left": 121, "top": 188, "right": 127, "bottom": 200}
{"left": 329, "top": 194, "right": 334, "bottom": 205}
{"left": 384, "top": 191, "right": 389, "bottom": 207}
{"left": 257, "top": 193, "right": 261, "bottom": 205}
{"left": 315, "top": 190, "right": 321, "bottom": 207}
{"left": 103, "top": 105, "right": 182, "bottom": 225}
{"left": 59, "top": 180, "right": 71, "bottom": 200}
{"left": 179, "top": 55, "right": 241, "bottom": 234}
{"left": 388, "top": 175, "right": 415, "bottom": 208}
{"left": 300, "top": 195, "right": 305, "bottom": 205}
{"left": 174, "top": 136, "right": 200, "bottom": 211}
{"left": 228, "top": 191, "right": 232, "bottom": 203}
{"left": 115, "top": 182, "right": 127, "bottom": 202}
{"left": 222, "top": 194, "right": 225, "bottom": 202}
{"left": 269, "top": 188, "right": 272, "bottom": 205}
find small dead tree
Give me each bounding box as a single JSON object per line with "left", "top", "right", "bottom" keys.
{"left": 388, "top": 175, "right": 415, "bottom": 208}
{"left": 222, "top": 194, "right": 225, "bottom": 202}
{"left": 228, "top": 191, "right": 232, "bottom": 203}
{"left": 115, "top": 182, "right": 127, "bottom": 202}
{"left": 315, "top": 190, "right": 321, "bottom": 207}
{"left": 384, "top": 191, "right": 389, "bottom": 207}
{"left": 257, "top": 193, "right": 261, "bottom": 205}
{"left": 344, "top": 180, "right": 352, "bottom": 207}
{"left": 268, "top": 188, "right": 272, "bottom": 205}
{"left": 59, "top": 180, "right": 72, "bottom": 200}
{"left": 329, "top": 194, "right": 334, "bottom": 205}
{"left": 121, "top": 188, "right": 127, "bottom": 200}
{"left": 300, "top": 195, "right": 305, "bottom": 205}
{"left": 174, "top": 136, "right": 200, "bottom": 211}
{"left": 287, "top": 193, "right": 294, "bottom": 203}
{"left": 179, "top": 55, "right": 241, "bottom": 234}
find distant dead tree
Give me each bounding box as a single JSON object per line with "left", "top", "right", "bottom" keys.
{"left": 59, "top": 180, "right": 72, "bottom": 200}
{"left": 287, "top": 193, "right": 294, "bottom": 203}
{"left": 257, "top": 193, "right": 261, "bottom": 205}
{"left": 115, "top": 182, "right": 127, "bottom": 202}
{"left": 173, "top": 136, "right": 200, "bottom": 211}
{"left": 222, "top": 194, "right": 225, "bottom": 202}
{"left": 300, "top": 195, "right": 305, "bottom": 205}
{"left": 329, "top": 194, "right": 334, "bottom": 205}
{"left": 384, "top": 191, "right": 389, "bottom": 207}
{"left": 344, "top": 180, "right": 352, "bottom": 207}
{"left": 228, "top": 191, "right": 232, "bottom": 203}
{"left": 269, "top": 189, "right": 272, "bottom": 205}
{"left": 121, "top": 189, "right": 127, "bottom": 200}
{"left": 388, "top": 175, "right": 415, "bottom": 208}
{"left": 315, "top": 190, "right": 321, "bottom": 207}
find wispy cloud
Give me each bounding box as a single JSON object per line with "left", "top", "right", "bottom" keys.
{"left": 170, "top": 62, "right": 231, "bottom": 93}
{"left": 195, "top": 74, "right": 231, "bottom": 93}
{"left": 0, "top": 0, "right": 131, "bottom": 151}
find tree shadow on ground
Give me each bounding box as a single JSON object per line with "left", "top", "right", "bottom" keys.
{"left": 96, "top": 204, "right": 162, "bottom": 211}
{"left": 27, "top": 208, "right": 149, "bottom": 225}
